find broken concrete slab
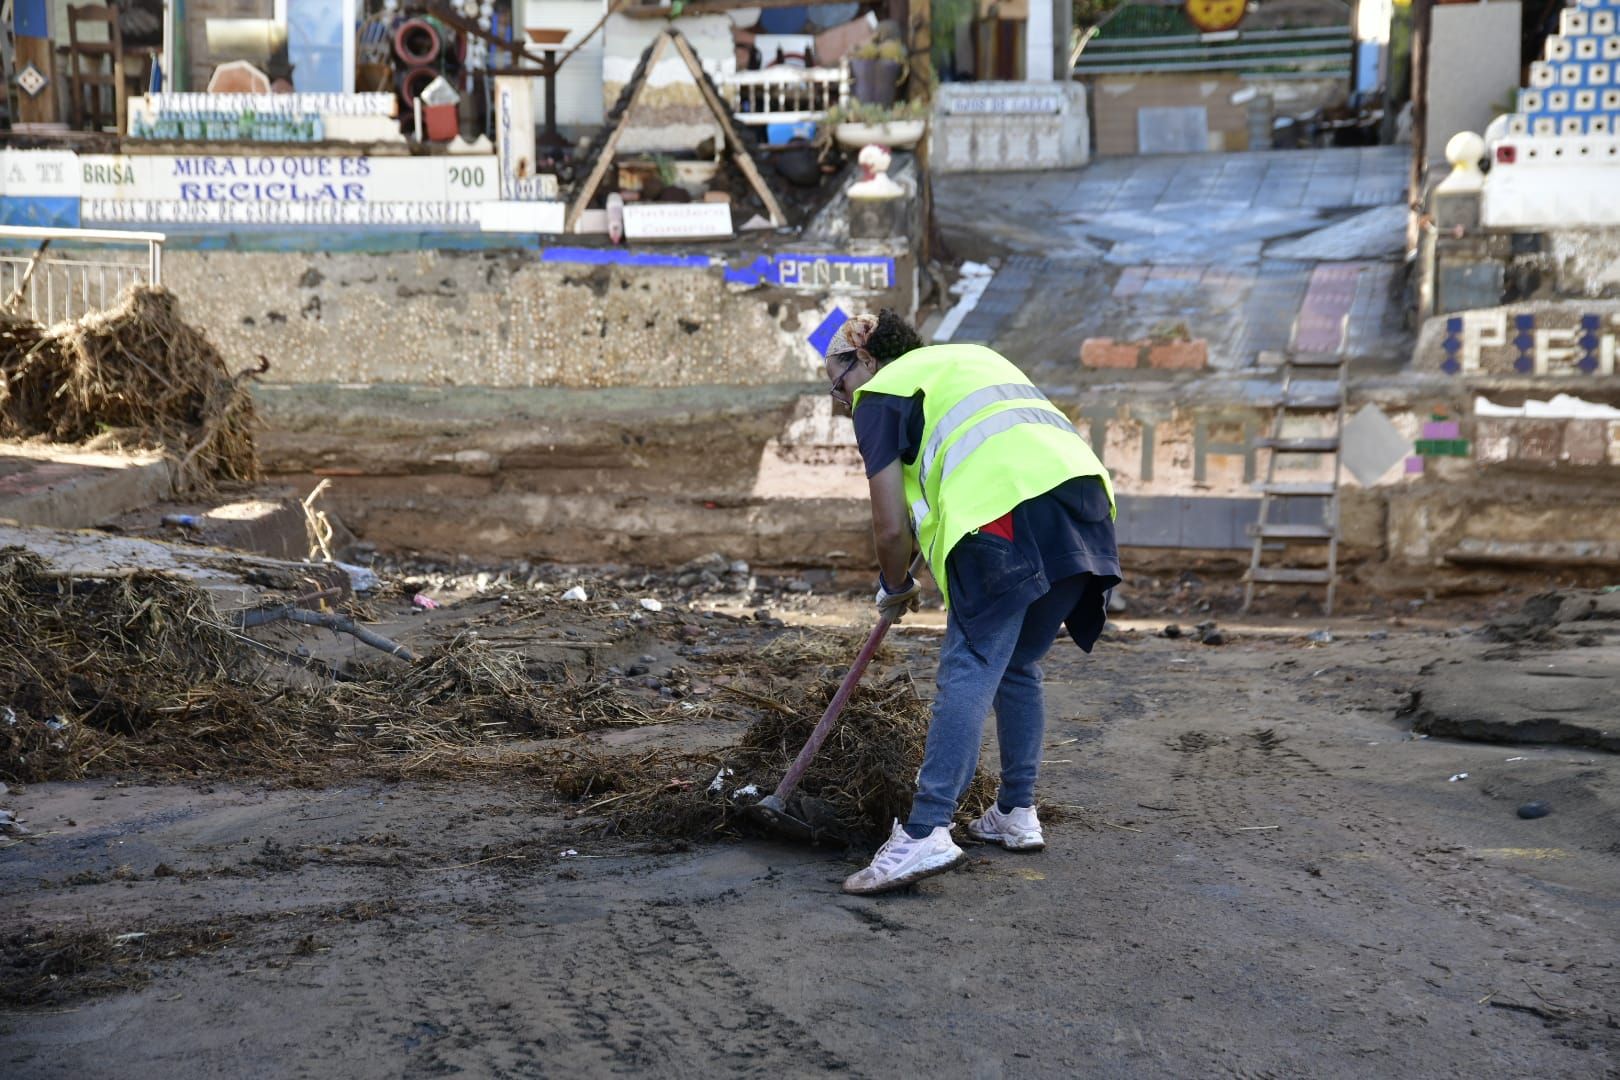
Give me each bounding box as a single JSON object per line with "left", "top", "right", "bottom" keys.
{"left": 106, "top": 495, "right": 357, "bottom": 563}
{"left": 0, "top": 445, "right": 173, "bottom": 530}
{"left": 0, "top": 523, "right": 348, "bottom": 611}
{"left": 1408, "top": 648, "right": 1620, "bottom": 752}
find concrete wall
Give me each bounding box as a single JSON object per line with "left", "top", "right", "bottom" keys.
{"left": 163, "top": 244, "right": 915, "bottom": 388}
{"left": 933, "top": 83, "right": 1090, "bottom": 173}
{"left": 1427, "top": 1, "right": 1522, "bottom": 164}
{"left": 524, "top": 0, "right": 609, "bottom": 134}
{"left": 1089, "top": 74, "right": 1344, "bottom": 155}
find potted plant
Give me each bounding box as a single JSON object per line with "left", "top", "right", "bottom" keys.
{"left": 848, "top": 39, "right": 907, "bottom": 107}
{"left": 823, "top": 100, "right": 928, "bottom": 151}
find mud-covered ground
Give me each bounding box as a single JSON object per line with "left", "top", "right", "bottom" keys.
{"left": 2, "top": 584, "right": 1616, "bottom": 1078}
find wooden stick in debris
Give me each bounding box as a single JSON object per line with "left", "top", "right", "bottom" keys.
{"left": 237, "top": 606, "right": 418, "bottom": 662}
{"left": 4, "top": 239, "right": 51, "bottom": 311}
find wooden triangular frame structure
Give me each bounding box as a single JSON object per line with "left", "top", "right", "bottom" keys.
{"left": 566, "top": 30, "right": 788, "bottom": 234}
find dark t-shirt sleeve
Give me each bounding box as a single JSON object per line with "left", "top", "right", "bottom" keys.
{"left": 852, "top": 392, "right": 925, "bottom": 478}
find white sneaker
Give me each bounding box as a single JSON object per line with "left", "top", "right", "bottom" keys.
{"left": 842, "top": 821, "right": 965, "bottom": 895}
{"left": 967, "top": 804, "right": 1045, "bottom": 851}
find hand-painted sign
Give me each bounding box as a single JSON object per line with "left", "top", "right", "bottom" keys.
{"left": 942, "top": 94, "right": 1062, "bottom": 116}
{"left": 80, "top": 154, "right": 503, "bottom": 226}
{"left": 725, "top": 253, "right": 897, "bottom": 291}
{"left": 0, "top": 149, "right": 82, "bottom": 226}
{"left": 127, "top": 93, "right": 402, "bottom": 143}
{"left": 1433, "top": 307, "right": 1620, "bottom": 377}
{"left": 621, "top": 202, "right": 733, "bottom": 239}
{"left": 73, "top": 153, "right": 565, "bottom": 231}
{"left": 494, "top": 78, "right": 558, "bottom": 200}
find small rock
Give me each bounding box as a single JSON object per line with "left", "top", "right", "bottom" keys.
{"left": 680, "top": 624, "right": 705, "bottom": 641}
{"left": 1307, "top": 630, "right": 1334, "bottom": 644}
{"left": 153, "top": 863, "right": 176, "bottom": 878}
{"left": 560, "top": 586, "right": 588, "bottom": 602}
{"left": 625, "top": 664, "right": 649, "bottom": 677}
{"left": 1194, "top": 621, "right": 1216, "bottom": 635}
{"left": 785, "top": 578, "right": 813, "bottom": 593}
{"left": 474, "top": 572, "right": 493, "bottom": 591}
{"left": 1200, "top": 630, "right": 1226, "bottom": 646}
{"left": 1161, "top": 624, "right": 1183, "bottom": 639}
{"left": 728, "top": 560, "right": 750, "bottom": 576}
{"left": 1367, "top": 630, "right": 1389, "bottom": 641}
{"left": 753, "top": 609, "right": 773, "bottom": 621}
{"left": 1517, "top": 801, "right": 1551, "bottom": 819}
{"left": 638, "top": 654, "right": 658, "bottom": 665}
{"left": 1448, "top": 772, "right": 1468, "bottom": 783}
{"left": 639, "top": 598, "right": 664, "bottom": 612}
{"left": 676, "top": 573, "right": 699, "bottom": 588}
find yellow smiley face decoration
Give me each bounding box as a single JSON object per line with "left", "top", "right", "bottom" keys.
{"left": 1185, "top": 0, "right": 1246, "bottom": 32}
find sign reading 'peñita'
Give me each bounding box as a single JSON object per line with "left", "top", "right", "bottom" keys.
{"left": 80, "top": 154, "right": 503, "bottom": 226}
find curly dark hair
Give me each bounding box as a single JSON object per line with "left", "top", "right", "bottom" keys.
{"left": 865, "top": 308, "right": 924, "bottom": 365}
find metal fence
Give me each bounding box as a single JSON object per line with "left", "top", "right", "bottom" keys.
{"left": 0, "top": 226, "right": 167, "bottom": 327}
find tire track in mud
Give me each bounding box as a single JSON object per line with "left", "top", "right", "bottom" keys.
{"left": 405, "top": 904, "right": 849, "bottom": 1077}
{"left": 553, "top": 905, "right": 849, "bottom": 1076}
{"left": 1164, "top": 726, "right": 1620, "bottom": 1053}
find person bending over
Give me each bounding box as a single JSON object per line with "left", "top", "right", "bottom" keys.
{"left": 825, "top": 309, "right": 1121, "bottom": 896}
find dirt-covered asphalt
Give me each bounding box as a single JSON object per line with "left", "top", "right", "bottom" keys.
{"left": 3, "top": 600, "right": 1616, "bottom": 1078}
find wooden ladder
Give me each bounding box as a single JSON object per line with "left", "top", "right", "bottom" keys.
{"left": 1242, "top": 347, "right": 1347, "bottom": 616}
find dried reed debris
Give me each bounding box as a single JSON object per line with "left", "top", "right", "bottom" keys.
{"left": 0, "top": 286, "right": 259, "bottom": 489}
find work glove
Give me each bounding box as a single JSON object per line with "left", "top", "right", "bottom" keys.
{"left": 875, "top": 572, "right": 921, "bottom": 624}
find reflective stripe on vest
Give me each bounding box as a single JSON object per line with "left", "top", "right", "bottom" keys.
{"left": 934, "top": 406, "right": 1079, "bottom": 491}
{"left": 909, "top": 407, "right": 1079, "bottom": 555}
{"left": 917, "top": 382, "right": 1046, "bottom": 486}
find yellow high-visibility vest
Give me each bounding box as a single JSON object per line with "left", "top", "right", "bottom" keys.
{"left": 853, "top": 343, "right": 1115, "bottom": 608}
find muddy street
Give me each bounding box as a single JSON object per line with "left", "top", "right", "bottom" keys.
{"left": 4, "top": 588, "right": 1615, "bottom": 1078}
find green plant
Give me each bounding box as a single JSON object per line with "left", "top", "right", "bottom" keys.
{"left": 823, "top": 99, "right": 929, "bottom": 127}
{"left": 653, "top": 154, "right": 678, "bottom": 186}
{"left": 851, "top": 37, "right": 909, "bottom": 63}
{"left": 932, "top": 0, "right": 975, "bottom": 70}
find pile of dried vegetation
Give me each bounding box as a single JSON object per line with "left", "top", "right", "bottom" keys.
{"left": 1, "top": 549, "right": 988, "bottom": 848}
{"left": 0, "top": 550, "right": 587, "bottom": 784}
{"left": 0, "top": 287, "right": 259, "bottom": 489}
{"left": 550, "top": 631, "right": 995, "bottom": 844}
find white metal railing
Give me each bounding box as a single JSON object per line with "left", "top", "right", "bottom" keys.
{"left": 0, "top": 226, "right": 166, "bottom": 326}
{"left": 721, "top": 66, "right": 849, "bottom": 127}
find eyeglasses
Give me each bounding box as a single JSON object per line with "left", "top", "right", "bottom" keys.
{"left": 828, "top": 351, "right": 860, "bottom": 399}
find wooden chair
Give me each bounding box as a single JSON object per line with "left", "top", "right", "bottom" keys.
{"left": 67, "top": 4, "right": 126, "bottom": 132}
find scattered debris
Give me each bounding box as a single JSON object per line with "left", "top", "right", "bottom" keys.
{"left": 0, "top": 287, "right": 261, "bottom": 491}
{"left": 0, "top": 549, "right": 608, "bottom": 783}
{"left": 551, "top": 631, "right": 994, "bottom": 844}
{"left": 560, "top": 586, "right": 589, "bottom": 602}
{"left": 411, "top": 593, "right": 441, "bottom": 610}
{"left": 1449, "top": 773, "right": 1469, "bottom": 783}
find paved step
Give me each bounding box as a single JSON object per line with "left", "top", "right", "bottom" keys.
{"left": 1255, "top": 437, "right": 1340, "bottom": 452}
{"left": 1260, "top": 482, "right": 1337, "bottom": 497}
{"left": 1280, "top": 395, "right": 1342, "bottom": 410}
{"left": 1251, "top": 523, "right": 1336, "bottom": 540}
{"left": 1245, "top": 567, "right": 1334, "bottom": 584}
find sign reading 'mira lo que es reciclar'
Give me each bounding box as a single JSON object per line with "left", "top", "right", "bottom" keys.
{"left": 80, "top": 153, "right": 507, "bottom": 227}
